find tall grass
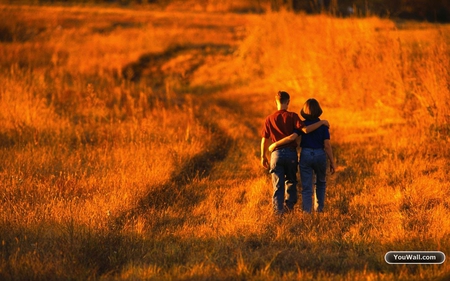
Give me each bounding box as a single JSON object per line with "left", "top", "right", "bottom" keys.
{"left": 238, "top": 11, "right": 450, "bottom": 124}
{"left": 0, "top": 4, "right": 449, "bottom": 280}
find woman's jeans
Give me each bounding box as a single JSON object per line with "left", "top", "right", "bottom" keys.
{"left": 300, "top": 148, "right": 327, "bottom": 213}
{"left": 270, "top": 148, "right": 298, "bottom": 214}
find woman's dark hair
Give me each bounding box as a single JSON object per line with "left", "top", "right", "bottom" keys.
{"left": 301, "top": 98, "right": 323, "bottom": 120}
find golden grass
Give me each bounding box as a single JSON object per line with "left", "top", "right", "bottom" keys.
{"left": 0, "top": 3, "right": 449, "bottom": 280}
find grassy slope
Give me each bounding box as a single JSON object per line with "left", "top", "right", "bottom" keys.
{"left": 0, "top": 4, "right": 449, "bottom": 280}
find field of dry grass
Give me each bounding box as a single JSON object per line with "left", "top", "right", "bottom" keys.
{"left": 0, "top": 3, "right": 449, "bottom": 280}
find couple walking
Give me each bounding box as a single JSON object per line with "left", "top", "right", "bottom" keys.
{"left": 261, "top": 91, "right": 336, "bottom": 215}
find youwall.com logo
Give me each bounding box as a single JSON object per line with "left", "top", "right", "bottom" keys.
{"left": 385, "top": 251, "right": 446, "bottom": 264}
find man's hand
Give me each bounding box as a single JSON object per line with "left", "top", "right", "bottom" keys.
{"left": 261, "top": 138, "right": 270, "bottom": 169}
{"left": 261, "top": 157, "right": 269, "bottom": 169}
{"left": 322, "top": 120, "right": 330, "bottom": 128}
{"left": 268, "top": 143, "right": 276, "bottom": 152}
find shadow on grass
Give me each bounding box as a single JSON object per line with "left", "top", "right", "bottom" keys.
{"left": 3, "top": 137, "right": 445, "bottom": 280}
{"left": 2, "top": 219, "right": 427, "bottom": 280}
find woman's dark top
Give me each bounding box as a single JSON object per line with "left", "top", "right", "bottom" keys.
{"left": 294, "top": 118, "right": 330, "bottom": 149}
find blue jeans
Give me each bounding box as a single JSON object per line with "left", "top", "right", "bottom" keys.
{"left": 300, "top": 148, "right": 327, "bottom": 212}
{"left": 270, "top": 148, "right": 298, "bottom": 214}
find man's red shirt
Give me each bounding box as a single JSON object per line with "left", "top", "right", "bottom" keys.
{"left": 261, "top": 109, "right": 304, "bottom": 150}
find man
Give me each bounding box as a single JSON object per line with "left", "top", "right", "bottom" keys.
{"left": 261, "top": 91, "right": 329, "bottom": 215}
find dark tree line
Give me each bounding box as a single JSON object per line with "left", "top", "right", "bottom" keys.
{"left": 30, "top": 0, "right": 450, "bottom": 22}
{"left": 287, "top": 0, "right": 450, "bottom": 22}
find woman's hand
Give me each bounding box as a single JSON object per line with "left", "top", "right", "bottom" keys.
{"left": 330, "top": 162, "right": 336, "bottom": 175}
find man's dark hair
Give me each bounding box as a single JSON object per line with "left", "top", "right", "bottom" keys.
{"left": 276, "top": 91, "right": 290, "bottom": 104}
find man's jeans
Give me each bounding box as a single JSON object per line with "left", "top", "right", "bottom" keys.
{"left": 300, "top": 148, "right": 327, "bottom": 213}
{"left": 270, "top": 148, "right": 298, "bottom": 214}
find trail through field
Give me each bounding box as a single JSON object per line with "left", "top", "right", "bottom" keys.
{"left": 113, "top": 92, "right": 237, "bottom": 230}
{"left": 109, "top": 12, "right": 358, "bottom": 236}
{"left": 106, "top": 42, "right": 381, "bottom": 276}
{"left": 111, "top": 32, "right": 270, "bottom": 237}
{"left": 94, "top": 33, "right": 450, "bottom": 277}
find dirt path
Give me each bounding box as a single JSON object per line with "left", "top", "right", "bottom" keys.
{"left": 111, "top": 38, "right": 262, "bottom": 232}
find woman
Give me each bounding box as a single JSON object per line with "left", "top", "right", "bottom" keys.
{"left": 269, "top": 98, "right": 336, "bottom": 213}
